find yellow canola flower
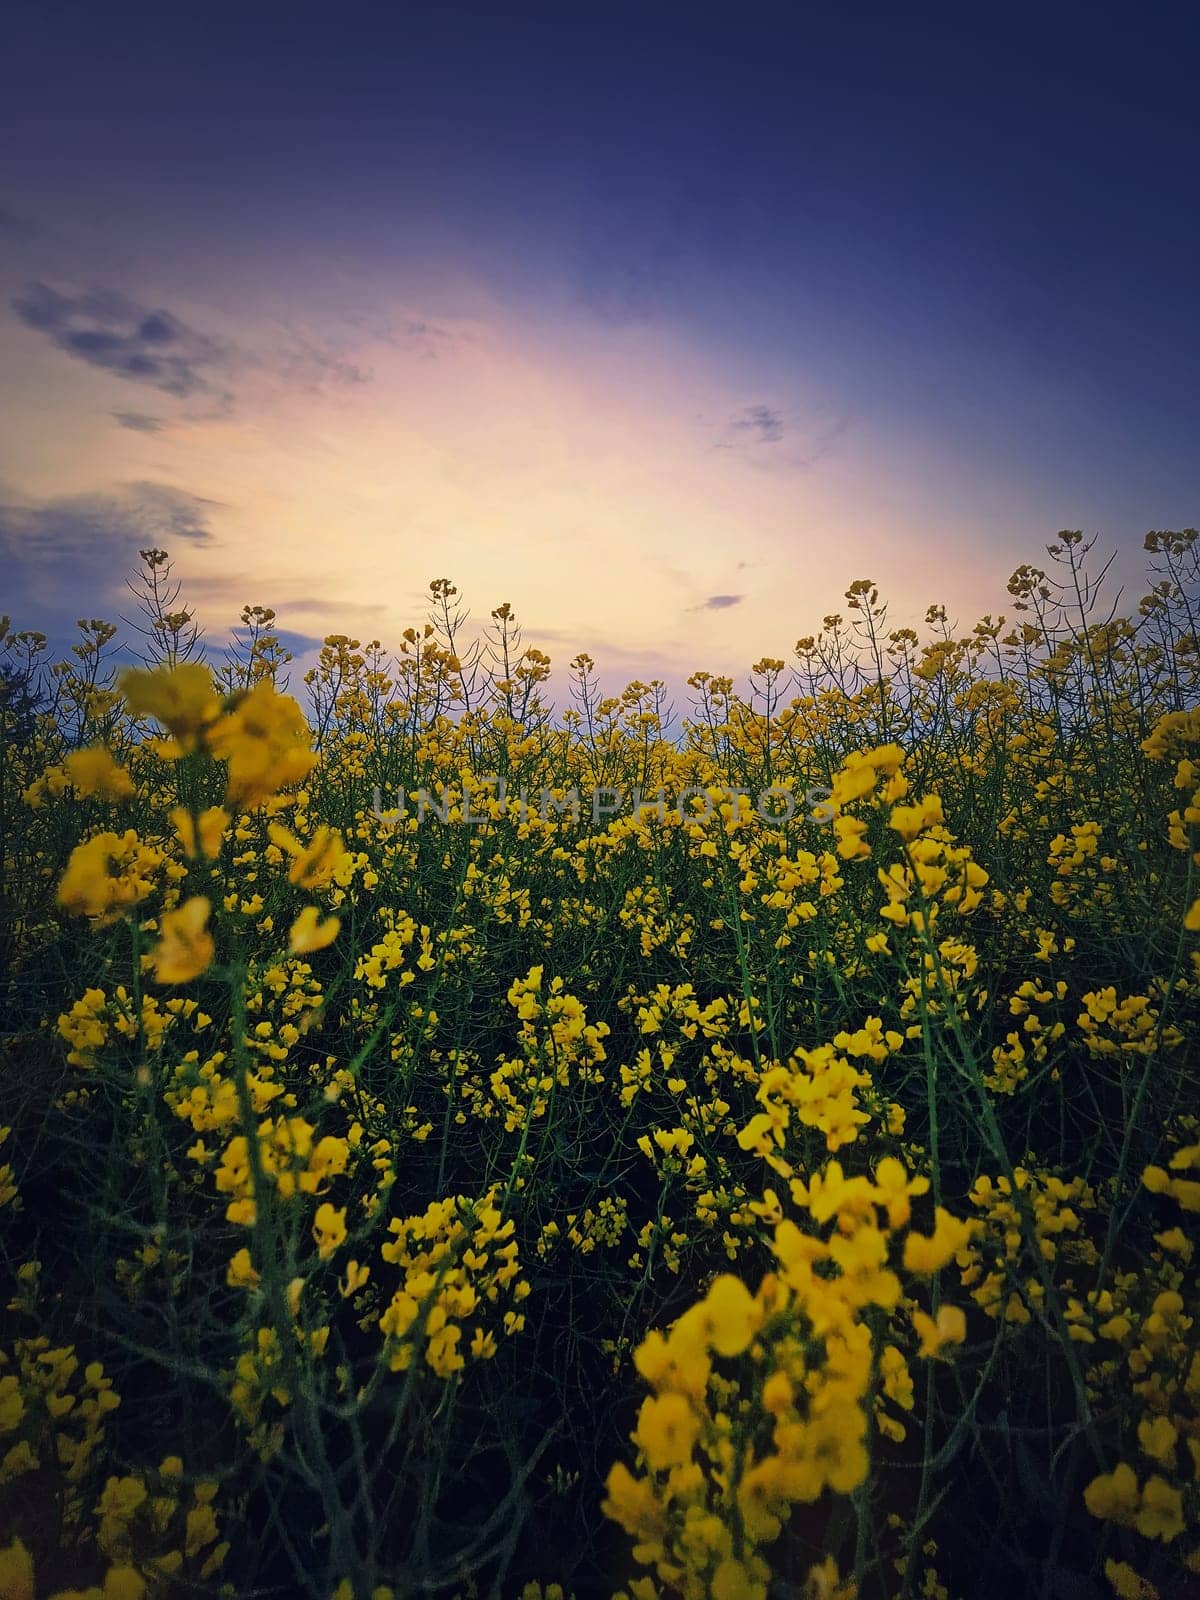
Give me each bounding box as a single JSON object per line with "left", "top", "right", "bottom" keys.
{"left": 911, "top": 1303, "right": 967, "bottom": 1359}
{"left": 1104, "top": 1561, "right": 1157, "bottom": 1600}
{"left": 903, "top": 1207, "right": 975, "bottom": 1274}
{"left": 1143, "top": 1161, "right": 1200, "bottom": 1212}
{"left": 711, "top": 1558, "right": 768, "bottom": 1600}
{"left": 1136, "top": 1476, "right": 1185, "bottom": 1542}
{"left": 1084, "top": 1461, "right": 1140, "bottom": 1522}
{"left": 802, "top": 1557, "right": 856, "bottom": 1600}
{"left": 54, "top": 1568, "right": 146, "bottom": 1600}
{"left": 872, "top": 1156, "right": 930, "bottom": 1230}
{"left": 602, "top": 1460, "right": 665, "bottom": 1543}
{"left": 0, "top": 1537, "right": 33, "bottom": 1600}
{"left": 0, "top": 1537, "right": 147, "bottom": 1600}
{"left": 148, "top": 897, "right": 214, "bottom": 984}
{"left": 64, "top": 745, "right": 135, "bottom": 800}
{"left": 1084, "top": 1464, "right": 1183, "bottom": 1541}
{"left": 340, "top": 1260, "right": 370, "bottom": 1298}
{"left": 1185, "top": 896, "right": 1200, "bottom": 931}
{"left": 312, "top": 1202, "right": 348, "bottom": 1260}
{"left": 207, "top": 680, "right": 316, "bottom": 808}
{"left": 227, "top": 1248, "right": 261, "bottom": 1289}
{"left": 832, "top": 815, "right": 870, "bottom": 861}
{"left": 269, "top": 823, "right": 350, "bottom": 890}
{"left": 634, "top": 1391, "right": 700, "bottom": 1471}
{"left": 289, "top": 906, "right": 341, "bottom": 954}
{"left": 57, "top": 830, "right": 161, "bottom": 922}
{"left": 676, "top": 1273, "right": 761, "bottom": 1357}
{"left": 119, "top": 662, "right": 220, "bottom": 748}
{"left": 1137, "top": 1415, "right": 1177, "bottom": 1468}
{"left": 890, "top": 793, "right": 944, "bottom": 841}
{"left": 171, "top": 805, "right": 229, "bottom": 860}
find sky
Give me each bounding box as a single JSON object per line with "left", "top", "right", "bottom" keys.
{"left": 2, "top": 0, "right": 1198, "bottom": 702}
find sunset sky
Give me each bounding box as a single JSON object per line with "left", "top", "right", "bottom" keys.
{"left": 2, "top": 1, "right": 1198, "bottom": 701}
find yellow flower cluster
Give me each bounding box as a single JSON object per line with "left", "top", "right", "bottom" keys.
{"left": 604, "top": 1156, "right": 971, "bottom": 1600}
{"left": 56, "top": 830, "right": 163, "bottom": 923}
{"left": 216, "top": 1115, "right": 353, "bottom": 1226}
{"left": 0, "top": 1338, "right": 119, "bottom": 1493}
{"left": 489, "top": 967, "right": 610, "bottom": 1132}
{"left": 378, "top": 1190, "right": 529, "bottom": 1377}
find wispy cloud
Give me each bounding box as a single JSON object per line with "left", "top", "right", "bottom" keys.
{"left": 12, "top": 282, "right": 232, "bottom": 403}
{"left": 691, "top": 593, "right": 744, "bottom": 612}
{"left": 113, "top": 411, "right": 166, "bottom": 433}
{"left": 0, "top": 480, "right": 216, "bottom": 562}
{"left": 175, "top": 576, "right": 391, "bottom": 636}
{"left": 713, "top": 404, "right": 853, "bottom": 471}
{"left": 791, "top": 413, "right": 853, "bottom": 468}
{"left": 270, "top": 327, "right": 373, "bottom": 392}
{"left": 12, "top": 281, "right": 390, "bottom": 420}
{"left": 391, "top": 317, "right": 458, "bottom": 360}
{"left": 344, "top": 309, "right": 465, "bottom": 361}
{"left": 728, "top": 404, "right": 784, "bottom": 445}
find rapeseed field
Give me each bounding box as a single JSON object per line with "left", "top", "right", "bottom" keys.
{"left": 1, "top": 532, "right": 1197, "bottom": 1600}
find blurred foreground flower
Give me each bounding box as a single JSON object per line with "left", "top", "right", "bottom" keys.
{"left": 64, "top": 745, "right": 136, "bottom": 801}
{"left": 289, "top": 905, "right": 341, "bottom": 954}
{"left": 119, "top": 661, "right": 221, "bottom": 750}
{"left": 148, "top": 896, "right": 214, "bottom": 983}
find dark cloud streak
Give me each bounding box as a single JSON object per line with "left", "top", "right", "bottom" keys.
{"left": 729, "top": 404, "right": 784, "bottom": 445}
{"left": 12, "top": 281, "right": 231, "bottom": 402}
{"left": 113, "top": 411, "right": 166, "bottom": 432}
